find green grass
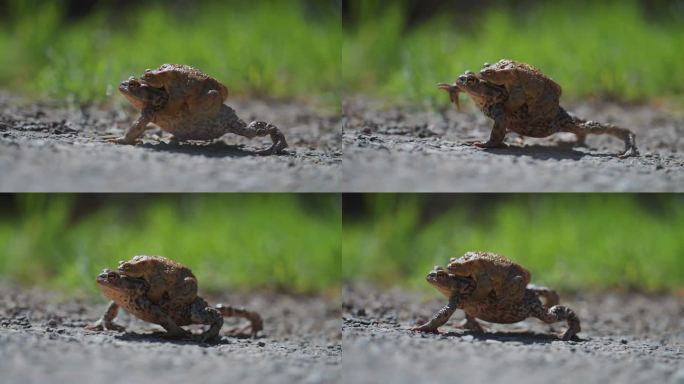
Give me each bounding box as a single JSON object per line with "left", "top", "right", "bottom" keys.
{"left": 343, "top": 0, "right": 684, "bottom": 107}
{"left": 0, "top": 1, "right": 341, "bottom": 107}
{"left": 0, "top": 194, "right": 341, "bottom": 295}
{"left": 343, "top": 195, "right": 684, "bottom": 293}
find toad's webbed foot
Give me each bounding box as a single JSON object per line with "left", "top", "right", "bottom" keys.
{"left": 248, "top": 121, "right": 288, "bottom": 155}
{"left": 229, "top": 118, "right": 288, "bottom": 155}
{"left": 85, "top": 302, "right": 126, "bottom": 332}
{"left": 618, "top": 145, "right": 639, "bottom": 159}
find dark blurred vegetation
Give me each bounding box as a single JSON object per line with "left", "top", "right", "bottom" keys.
{"left": 0, "top": 0, "right": 341, "bottom": 107}
{"left": 0, "top": 194, "right": 341, "bottom": 295}
{"left": 343, "top": 0, "right": 684, "bottom": 107}
{"left": 343, "top": 194, "right": 684, "bottom": 293}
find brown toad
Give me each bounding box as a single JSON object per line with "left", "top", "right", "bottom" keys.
{"left": 479, "top": 59, "right": 562, "bottom": 119}
{"left": 438, "top": 60, "right": 638, "bottom": 158}
{"left": 117, "top": 255, "right": 198, "bottom": 307}
{"left": 446, "top": 251, "right": 531, "bottom": 303}
{"left": 86, "top": 269, "right": 263, "bottom": 342}
{"left": 411, "top": 265, "right": 578, "bottom": 340}
{"left": 141, "top": 64, "right": 229, "bottom": 116}
{"left": 112, "top": 64, "right": 288, "bottom": 155}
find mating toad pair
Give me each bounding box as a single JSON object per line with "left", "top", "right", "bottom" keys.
{"left": 113, "top": 64, "right": 287, "bottom": 154}
{"left": 412, "top": 251, "right": 581, "bottom": 341}
{"left": 86, "top": 255, "right": 262, "bottom": 342}
{"left": 439, "top": 59, "right": 638, "bottom": 158}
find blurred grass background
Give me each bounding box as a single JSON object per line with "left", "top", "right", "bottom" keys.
{"left": 0, "top": 0, "right": 341, "bottom": 107}
{"left": 0, "top": 194, "right": 341, "bottom": 296}
{"left": 343, "top": 0, "right": 684, "bottom": 107}
{"left": 343, "top": 194, "right": 684, "bottom": 293}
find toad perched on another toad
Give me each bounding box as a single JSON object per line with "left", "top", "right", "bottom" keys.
{"left": 438, "top": 59, "right": 638, "bottom": 158}
{"left": 117, "top": 255, "right": 198, "bottom": 307}
{"left": 86, "top": 259, "right": 263, "bottom": 342}
{"left": 411, "top": 264, "right": 579, "bottom": 340}
{"left": 447, "top": 251, "right": 531, "bottom": 303}
{"left": 112, "top": 64, "right": 288, "bottom": 155}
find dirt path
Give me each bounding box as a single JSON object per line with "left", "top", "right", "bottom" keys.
{"left": 0, "top": 91, "right": 341, "bottom": 192}
{"left": 342, "top": 284, "right": 684, "bottom": 384}
{"left": 0, "top": 283, "right": 341, "bottom": 384}
{"left": 343, "top": 99, "right": 684, "bottom": 191}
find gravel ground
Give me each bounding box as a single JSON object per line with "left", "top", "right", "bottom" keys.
{"left": 342, "top": 284, "right": 684, "bottom": 384}
{"left": 343, "top": 98, "right": 684, "bottom": 191}
{"left": 0, "top": 91, "right": 341, "bottom": 192}
{"left": 0, "top": 283, "right": 341, "bottom": 384}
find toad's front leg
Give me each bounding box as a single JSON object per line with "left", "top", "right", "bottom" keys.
{"left": 109, "top": 107, "right": 154, "bottom": 145}
{"left": 474, "top": 104, "right": 508, "bottom": 148}
{"left": 85, "top": 301, "right": 126, "bottom": 332}
{"left": 411, "top": 296, "right": 459, "bottom": 333}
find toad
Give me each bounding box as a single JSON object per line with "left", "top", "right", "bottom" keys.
{"left": 86, "top": 268, "right": 262, "bottom": 342}
{"left": 446, "top": 251, "right": 531, "bottom": 303}
{"left": 438, "top": 60, "right": 638, "bottom": 157}
{"left": 411, "top": 265, "right": 579, "bottom": 340}
{"left": 112, "top": 64, "right": 287, "bottom": 155}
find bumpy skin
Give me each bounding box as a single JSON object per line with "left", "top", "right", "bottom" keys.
{"left": 85, "top": 269, "right": 263, "bottom": 342}
{"left": 141, "top": 63, "right": 229, "bottom": 117}
{"left": 438, "top": 61, "right": 639, "bottom": 158}
{"left": 411, "top": 266, "right": 580, "bottom": 341}
{"left": 112, "top": 65, "right": 287, "bottom": 155}
{"left": 446, "top": 251, "right": 531, "bottom": 303}
{"left": 479, "top": 59, "right": 562, "bottom": 119}
{"left": 117, "top": 255, "right": 198, "bottom": 307}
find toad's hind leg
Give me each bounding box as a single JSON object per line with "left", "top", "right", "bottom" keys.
{"left": 189, "top": 298, "right": 224, "bottom": 342}
{"left": 526, "top": 284, "right": 560, "bottom": 307}
{"left": 136, "top": 296, "right": 190, "bottom": 338}
{"left": 221, "top": 106, "right": 288, "bottom": 155}
{"left": 525, "top": 290, "right": 580, "bottom": 341}
{"left": 559, "top": 111, "right": 638, "bottom": 158}
{"left": 215, "top": 303, "right": 264, "bottom": 338}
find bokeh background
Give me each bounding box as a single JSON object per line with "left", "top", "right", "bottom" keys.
{"left": 343, "top": 194, "right": 684, "bottom": 293}
{"left": 0, "top": 194, "right": 341, "bottom": 295}
{"left": 343, "top": 0, "right": 684, "bottom": 107}
{"left": 0, "top": 0, "right": 341, "bottom": 106}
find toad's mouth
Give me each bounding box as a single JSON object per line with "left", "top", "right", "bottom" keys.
{"left": 118, "top": 77, "right": 165, "bottom": 94}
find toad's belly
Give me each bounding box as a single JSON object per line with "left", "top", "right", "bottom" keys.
{"left": 461, "top": 300, "right": 529, "bottom": 324}
{"left": 116, "top": 297, "right": 193, "bottom": 326}
{"left": 154, "top": 113, "right": 228, "bottom": 141}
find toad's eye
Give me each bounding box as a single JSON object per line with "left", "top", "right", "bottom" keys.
{"left": 466, "top": 77, "right": 475, "bottom": 84}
